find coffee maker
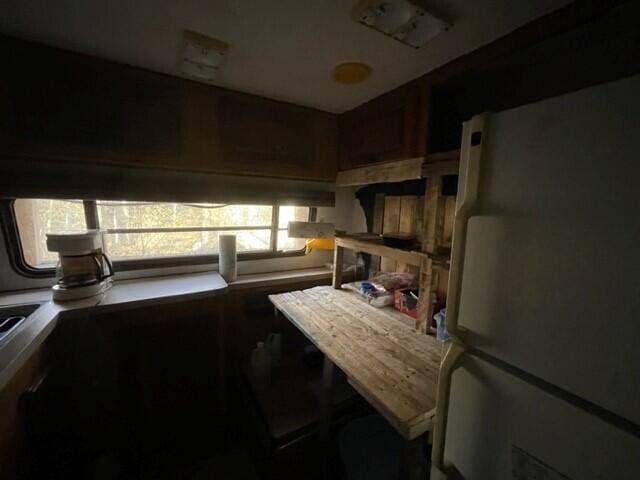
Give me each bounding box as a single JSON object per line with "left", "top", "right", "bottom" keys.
{"left": 46, "top": 231, "right": 114, "bottom": 301}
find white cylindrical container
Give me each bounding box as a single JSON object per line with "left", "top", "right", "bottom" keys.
{"left": 218, "top": 234, "right": 237, "bottom": 282}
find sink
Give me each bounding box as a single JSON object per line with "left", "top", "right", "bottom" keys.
{"left": 0, "top": 303, "right": 43, "bottom": 345}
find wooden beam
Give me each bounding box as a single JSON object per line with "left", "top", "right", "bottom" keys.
{"left": 425, "top": 149, "right": 460, "bottom": 164}
{"left": 332, "top": 245, "right": 344, "bottom": 288}
{"left": 424, "top": 176, "right": 445, "bottom": 254}
{"left": 370, "top": 193, "right": 385, "bottom": 272}
{"left": 336, "top": 157, "right": 425, "bottom": 187}
{"left": 397, "top": 196, "right": 418, "bottom": 272}
{"left": 422, "top": 160, "right": 460, "bottom": 177}
{"left": 335, "top": 236, "right": 427, "bottom": 267}
{"left": 381, "top": 196, "right": 401, "bottom": 272}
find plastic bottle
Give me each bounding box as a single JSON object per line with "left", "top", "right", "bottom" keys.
{"left": 250, "top": 341, "right": 271, "bottom": 392}
{"left": 434, "top": 308, "right": 449, "bottom": 342}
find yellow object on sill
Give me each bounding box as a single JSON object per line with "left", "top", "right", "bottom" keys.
{"left": 305, "top": 237, "right": 335, "bottom": 254}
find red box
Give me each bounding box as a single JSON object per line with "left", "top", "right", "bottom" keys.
{"left": 394, "top": 289, "right": 418, "bottom": 318}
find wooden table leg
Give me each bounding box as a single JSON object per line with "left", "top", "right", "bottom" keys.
{"left": 400, "top": 435, "right": 426, "bottom": 480}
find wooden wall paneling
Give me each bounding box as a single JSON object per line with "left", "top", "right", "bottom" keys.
{"left": 396, "top": 195, "right": 418, "bottom": 272}
{"left": 424, "top": 176, "right": 445, "bottom": 254}
{"left": 415, "top": 257, "right": 435, "bottom": 333}
{"left": 380, "top": 196, "right": 401, "bottom": 272}
{"left": 370, "top": 193, "right": 386, "bottom": 272}
{"left": 414, "top": 195, "right": 425, "bottom": 247}
{"left": 442, "top": 196, "right": 456, "bottom": 247}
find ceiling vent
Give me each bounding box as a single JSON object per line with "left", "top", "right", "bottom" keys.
{"left": 352, "top": 0, "right": 449, "bottom": 49}
{"left": 180, "top": 30, "right": 229, "bottom": 80}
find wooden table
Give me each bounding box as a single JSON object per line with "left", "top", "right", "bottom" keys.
{"left": 269, "top": 285, "right": 442, "bottom": 478}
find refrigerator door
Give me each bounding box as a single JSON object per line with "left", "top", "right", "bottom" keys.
{"left": 433, "top": 355, "right": 640, "bottom": 479}
{"left": 454, "top": 73, "right": 640, "bottom": 425}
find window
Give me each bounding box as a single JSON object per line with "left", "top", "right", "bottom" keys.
{"left": 6, "top": 199, "right": 312, "bottom": 274}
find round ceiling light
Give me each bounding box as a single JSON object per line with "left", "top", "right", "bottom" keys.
{"left": 332, "top": 62, "right": 372, "bottom": 85}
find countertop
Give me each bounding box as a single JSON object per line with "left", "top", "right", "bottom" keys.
{"left": 270, "top": 285, "right": 442, "bottom": 440}
{"left": 0, "top": 267, "right": 337, "bottom": 391}
{"left": 0, "top": 272, "right": 228, "bottom": 390}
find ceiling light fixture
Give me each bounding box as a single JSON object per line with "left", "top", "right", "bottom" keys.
{"left": 352, "top": 0, "right": 449, "bottom": 49}
{"left": 180, "top": 30, "right": 229, "bottom": 80}
{"left": 332, "top": 63, "right": 372, "bottom": 85}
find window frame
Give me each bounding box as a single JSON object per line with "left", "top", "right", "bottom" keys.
{"left": 1, "top": 199, "right": 316, "bottom": 278}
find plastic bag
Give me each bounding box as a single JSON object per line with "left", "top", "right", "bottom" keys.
{"left": 342, "top": 280, "right": 394, "bottom": 307}
{"left": 369, "top": 271, "right": 418, "bottom": 291}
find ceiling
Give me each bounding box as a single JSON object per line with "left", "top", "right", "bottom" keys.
{"left": 0, "top": 0, "right": 571, "bottom": 113}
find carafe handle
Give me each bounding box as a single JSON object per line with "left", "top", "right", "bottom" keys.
{"left": 93, "top": 253, "right": 114, "bottom": 281}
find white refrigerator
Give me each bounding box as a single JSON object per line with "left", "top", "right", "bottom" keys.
{"left": 431, "top": 73, "right": 640, "bottom": 479}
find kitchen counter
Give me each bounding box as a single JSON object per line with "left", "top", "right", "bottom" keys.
{"left": 0, "top": 272, "right": 228, "bottom": 390}
{"left": 0, "top": 267, "right": 339, "bottom": 391}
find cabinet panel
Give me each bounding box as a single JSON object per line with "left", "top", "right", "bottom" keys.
{"left": 219, "top": 91, "right": 337, "bottom": 180}
{"left": 0, "top": 35, "right": 337, "bottom": 181}
{"left": 339, "top": 81, "right": 429, "bottom": 170}
{"left": 2, "top": 37, "right": 183, "bottom": 168}
{"left": 219, "top": 92, "right": 315, "bottom": 172}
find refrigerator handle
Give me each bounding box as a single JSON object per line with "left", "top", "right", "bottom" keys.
{"left": 432, "top": 113, "right": 488, "bottom": 473}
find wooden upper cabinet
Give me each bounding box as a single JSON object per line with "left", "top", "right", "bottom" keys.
{"left": 0, "top": 36, "right": 337, "bottom": 181}
{"left": 338, "top": 80, "right": 429, "bottom": 170}
{"left": 214, "top": 91, "right": 337, "bottom": 180}
{"left": 1, "top": 38, "right": 184, "bottom": 167}
{"left": 182, "top": 85, "right": 338, "bottom": 181}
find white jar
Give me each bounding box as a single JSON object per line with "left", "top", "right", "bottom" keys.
{"left": 218, "top": 234, "right": 237, "bottom": 282}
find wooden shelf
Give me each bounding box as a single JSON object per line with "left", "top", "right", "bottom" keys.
{"left": 335, "top": 157, "right": 425, "bottom": 187}
{"left": 425, "top": 149, "right": 460, "bottom": 163}
{"left": 334, "top": 150, "right": 459, "bottom": 187}
{"left": 335, "top": 235, "right": 428, "bottom": 267}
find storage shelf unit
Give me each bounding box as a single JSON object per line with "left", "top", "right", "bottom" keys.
{"left": 334, "top": 148, "right": 459, "bottom": 333}
{"left": 334, "top": 236, "right": 427, "bottom": 266}
{"left": 335, "top": 150, "right": 460, "bottom": 188}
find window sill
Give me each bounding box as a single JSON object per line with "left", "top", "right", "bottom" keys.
{"left": 227, "top": 266, "right": 335, "bottom": 290}
{"left": 0, "top": 266, "right": 349, "bottom": 390}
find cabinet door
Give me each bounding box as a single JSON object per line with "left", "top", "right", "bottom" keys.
{"left": 216, "top": 91, "right": 337, "bottom": 180}
{"left": 1, "top": 37, "right": 183, "bottom": 169}
{"left": 339, "top": 81, "right": 429, "bottom": 169}
{"left": 0, "top": 36, "right": 337, "bottom": 181}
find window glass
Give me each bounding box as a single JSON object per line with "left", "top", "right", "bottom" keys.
{"left": 103, "top": 229, "right": 271, "bottom": 259}
{"left": 277, "top": 206, "right": 312, "bottom": 251}
{"left": 14, "top": 199, "right": 86, "bottom": 267}
{"left": 10, "top": 199, "right": 310, "bottom": 269}
{"left": 97, "top": 202, "right": 272, "bottom": 230}
{"left": 96, "top": 201, "right": 275, "bottom": 259}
